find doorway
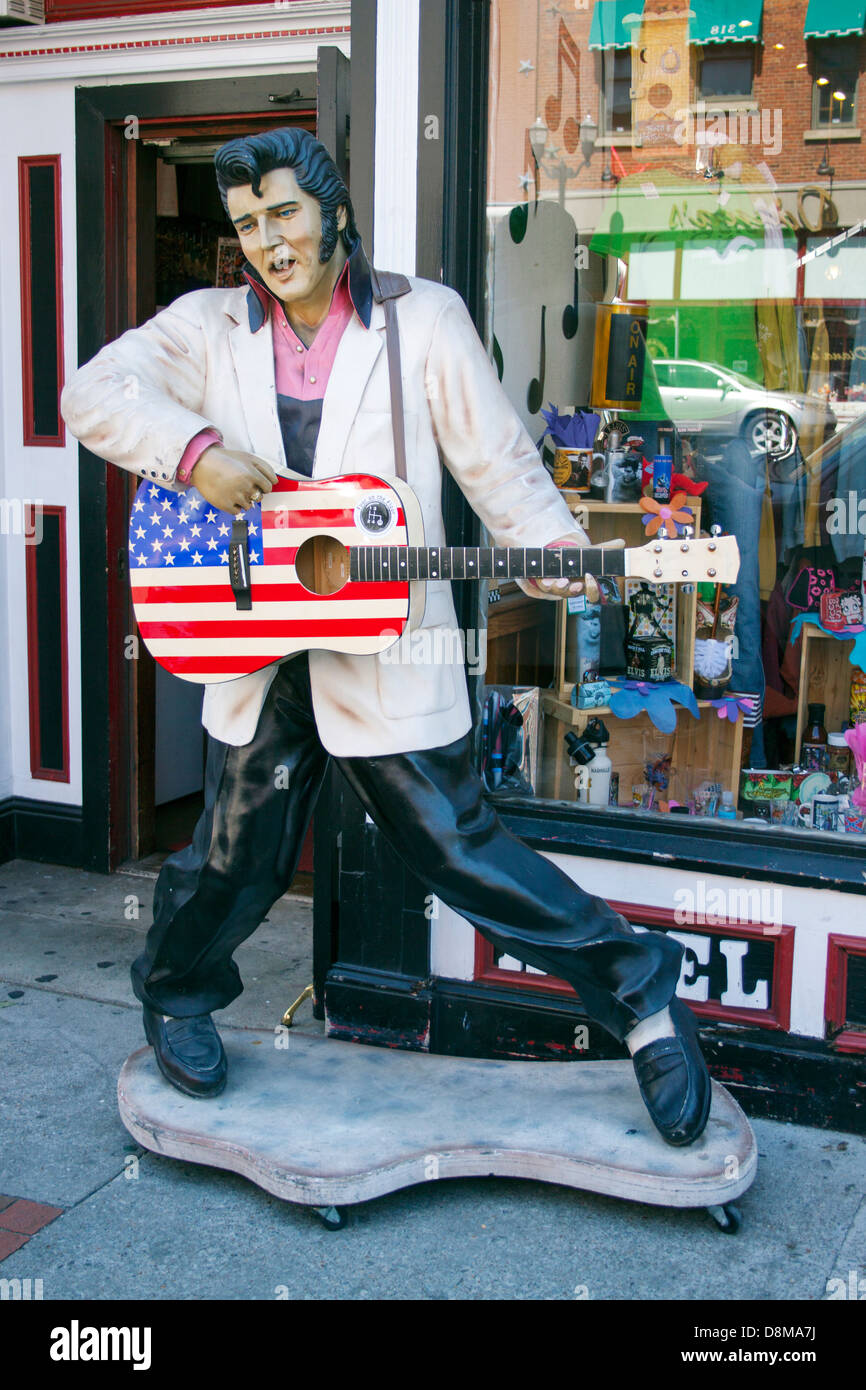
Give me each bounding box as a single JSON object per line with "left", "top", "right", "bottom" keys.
{"left": 121, "top": 114, "right": 317, "bottom": 862}
{"left": 119, "top": 112, "right": 317, "bottom": 863}
{"left": 74, "top": 65, "right": 349, "bottom": 874}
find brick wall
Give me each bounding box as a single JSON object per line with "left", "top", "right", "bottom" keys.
{"left": 488, "top": 0, "right": 865, "bottom": 201}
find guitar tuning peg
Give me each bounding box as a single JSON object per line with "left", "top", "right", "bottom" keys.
{"left": 682, "top": 525, "right": 694, "bottom": 539}
{"left": 710, "top": 524, "right": 722, "bottom": 537}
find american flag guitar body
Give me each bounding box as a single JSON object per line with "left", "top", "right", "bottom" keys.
{"left": 128, "top": 471, "right": 739, "bottom": 685}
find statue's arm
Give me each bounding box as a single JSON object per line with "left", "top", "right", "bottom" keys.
{"left": 60, "top": 292, "right": 216, "bottom": 492}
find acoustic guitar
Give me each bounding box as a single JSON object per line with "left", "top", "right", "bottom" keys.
{"left": 128, "top": 471, "right": 739, "bottom": 684}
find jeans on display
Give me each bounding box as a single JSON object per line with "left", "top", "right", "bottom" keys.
{"left": 701, "top": 437, "right": 779, "bottom": 767}
{"left": 132, "top": 654, "right": 684, "bottom": 1045}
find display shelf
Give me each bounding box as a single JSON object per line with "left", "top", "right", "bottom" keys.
{"left": 540, "top": 694, "right": 744, "bottom": 805}
{"left": 541, "top": 692, "right": 722, "bottom": 727}
{"left": 540, "top": 495, "right": 744, "bottom": 809}
{"left": 554, "top": 496, "right": 702, "bottom": 698}
{"left": 794, "top": 626, "right": 858, "bottom": 760}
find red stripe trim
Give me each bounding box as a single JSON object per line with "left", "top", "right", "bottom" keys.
{"left": 272, "top": 474, "right": 397, "bottom": 494}
{"left": 130, "top": 581, "right": 409, "bottom": 603}
{"left": 141, "top": 618, "right": 406, "bottom": 639}
{"left": 19, "top": 156, "right": 65, "bottom": 448}
{"left": 281, "top": 508, "right": 357, "bottom": 528}
{"left": 25, "top": 504, "right": 70, "bottom": 782}
{"left": 260, "top": 545, "right": 302, "bottom": 564}
{"left": 264, "top": 508, "right": 407, "bottom": 530}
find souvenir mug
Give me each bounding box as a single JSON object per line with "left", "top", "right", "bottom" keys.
{"left": 801, "top": 793, "right": 843, "bottom": 831}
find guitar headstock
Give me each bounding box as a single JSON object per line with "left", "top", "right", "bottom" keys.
{"left": 627, "top": 526, "right": 740, "bottom": 586}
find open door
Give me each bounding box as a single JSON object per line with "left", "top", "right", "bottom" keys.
{"left": 111, "top": 105, "right": 318, "bottom": 863}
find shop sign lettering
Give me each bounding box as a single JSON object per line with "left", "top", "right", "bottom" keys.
{"left": 667, "top": 926, "right": 772, "bottom": 1011}
{"left": 668, "top": 186, "right": 839, "bottom": 238}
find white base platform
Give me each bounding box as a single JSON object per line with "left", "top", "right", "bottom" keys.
{"left": 117, "top": 1031, "right": 757, "bottom": 1222}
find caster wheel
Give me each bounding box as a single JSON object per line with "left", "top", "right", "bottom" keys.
{"left": 706, "top": 1202, "right": 741, "bottom": 1235}
{"left": 312, "top": 1205, "right": 348, "bottom": 1230}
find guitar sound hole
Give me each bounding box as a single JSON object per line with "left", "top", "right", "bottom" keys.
{"left": 295, "top": 536, "right": 350, "bottom": 595}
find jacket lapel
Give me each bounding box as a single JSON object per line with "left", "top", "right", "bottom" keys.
{"left": 227, "top": 313, "right": 286, "bottom": 470}
{"left": 314, "top": 303, "right": 385, "bottom": 477}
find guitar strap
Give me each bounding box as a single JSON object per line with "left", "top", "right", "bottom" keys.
{"left": 369, "top": 266, "right": 412, "bottom": 483}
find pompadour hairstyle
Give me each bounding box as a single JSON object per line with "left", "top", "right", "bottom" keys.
{"left": 214, "top": 127, "right": 359, "bottom": 262}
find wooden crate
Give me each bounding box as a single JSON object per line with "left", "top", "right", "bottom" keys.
{"left": 554, "top": 496, "right": 701, "bottom": 699}
{"left": 540, "top": 494, "right": 747, "bottom": 807}
{"left": 540, "top": 692, "right": 743, "bottom": 805}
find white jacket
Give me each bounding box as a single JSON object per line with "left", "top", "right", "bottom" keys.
{"left": 60, "top": 270, "right": 580, "bottom": 755}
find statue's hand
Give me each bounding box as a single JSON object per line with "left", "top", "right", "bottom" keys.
{"left": 529, "top": 535, "right": 626, "bottom": 602}
{"left": 188, "top": 446, "right": 278, "bottom": 515}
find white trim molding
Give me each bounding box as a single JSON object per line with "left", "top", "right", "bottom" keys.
{"left": 0, "top": 1, "right": 350, "bottom": 82}
{"left": 372, "top": 0, "right": 419, "bottom": 274}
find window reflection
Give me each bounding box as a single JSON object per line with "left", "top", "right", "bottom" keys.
{"left": 482, "top": 0, "right": 866, "bottom": 840}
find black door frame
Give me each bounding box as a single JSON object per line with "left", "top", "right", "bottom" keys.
{"left": 316, "top": 0, "right": 491, "bottom": 1024}
{"left": 318, "top": 1, "right": 866, "bottom": 1134}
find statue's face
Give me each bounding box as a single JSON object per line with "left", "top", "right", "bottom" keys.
{"left": 226, "top": 165, "right": 347, "bottom": 306}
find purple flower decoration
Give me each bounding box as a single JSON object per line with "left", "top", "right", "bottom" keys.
{"left": 538, "top": 403, "right": 600, "bottom": 449}
{"left": 608, "top": 679, "right": 699, "bottom": 734}
{"left": 640, "top": 506, "right": 694, "bottom": 539}
{"left": 709, "top": 695, "right": 757, "bottom": 723}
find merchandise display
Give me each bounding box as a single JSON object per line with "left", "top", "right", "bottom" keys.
{"left": 800, "top": 703, "right": 829, "bottom": 771}
{"left": 527, "top": 397, "right": 866, "bottom": 837}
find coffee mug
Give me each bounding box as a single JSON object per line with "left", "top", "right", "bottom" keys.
{"left": 809, "top": 793, "right": 843, "bottom": 831}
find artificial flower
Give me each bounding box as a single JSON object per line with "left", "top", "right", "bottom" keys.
{"left": 639, "top": 492, "right": 693, "bottom": 538}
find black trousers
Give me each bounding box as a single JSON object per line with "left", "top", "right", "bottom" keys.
{"left": 132, "top": 655, "right": 683, "bottom": 1043}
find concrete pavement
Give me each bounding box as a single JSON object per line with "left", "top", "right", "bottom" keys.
{"left": 0, "top": 857, "right": 864, "bottom": 1301}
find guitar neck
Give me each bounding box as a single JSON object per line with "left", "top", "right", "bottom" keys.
{"left": 348, "top": 546, "right": 627, "bottom": 583}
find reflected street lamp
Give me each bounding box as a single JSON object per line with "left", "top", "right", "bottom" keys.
{"left": 527, "top": 112, "right": 600, "bottom": 209}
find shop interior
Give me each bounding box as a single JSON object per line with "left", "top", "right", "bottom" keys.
{"left": 128, "top": 131, "right": 314, "bottom": 879}
{"left": 481, "top": 245, "right": 866, "bottom": 837}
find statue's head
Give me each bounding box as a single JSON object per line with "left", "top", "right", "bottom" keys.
{"left": 214, "top": 127, "right": 359, "bottom": 307}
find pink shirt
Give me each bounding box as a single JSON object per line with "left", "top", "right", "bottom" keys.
{"left": 176, "top": 258, "right": 356, "bottom": 482}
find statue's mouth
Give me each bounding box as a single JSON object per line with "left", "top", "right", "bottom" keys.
{"left": 270, "top": 249, "right": 295, "bottom": 275}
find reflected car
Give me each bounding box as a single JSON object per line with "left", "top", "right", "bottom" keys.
{"left": 652, "top": 359, "right": 836, "bottom": 460}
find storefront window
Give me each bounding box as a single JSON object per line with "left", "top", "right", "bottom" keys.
{"left": 480, "top": 0, "right": 866, "bottom": 844}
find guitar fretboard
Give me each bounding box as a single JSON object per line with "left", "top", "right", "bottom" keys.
{"left": 348, "top": 546, "right": 626, "bottom": 583}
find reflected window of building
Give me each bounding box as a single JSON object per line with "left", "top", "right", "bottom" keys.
{"left": 697, "top": 43, "right": 755, "bottom": 101}
{"left": 812, "top": 40, "right": 858, "bottom": 126}
{"left": 600, "top": 50, "right": 633, "bottom": 135}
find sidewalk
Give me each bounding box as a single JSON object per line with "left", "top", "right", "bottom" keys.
{"left": 0, "top": 857, "right": 864, "bottom": 1301}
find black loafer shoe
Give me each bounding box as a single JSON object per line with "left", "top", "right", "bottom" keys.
{"left": 630, "top": 996, "right": 711, "bottom": 1146}
{"left": 142, "top": 1005, "right": 227, "bottom": 1099}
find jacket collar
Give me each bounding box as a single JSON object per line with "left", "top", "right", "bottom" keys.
{"left": 242, "top": 238, "right": 373, "bottom": 334}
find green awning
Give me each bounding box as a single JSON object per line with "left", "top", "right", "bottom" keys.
{"left": 588, "top": 0, "right": 645, "bottom": 50}
{"left": 804, "top": 0, "right": 865, "bottom": 38}
{"left": 689, "top": 0, "right": 763, "bottom": 44}
{"left": 588, "top": 0, "right": 763, "bottom": 50}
